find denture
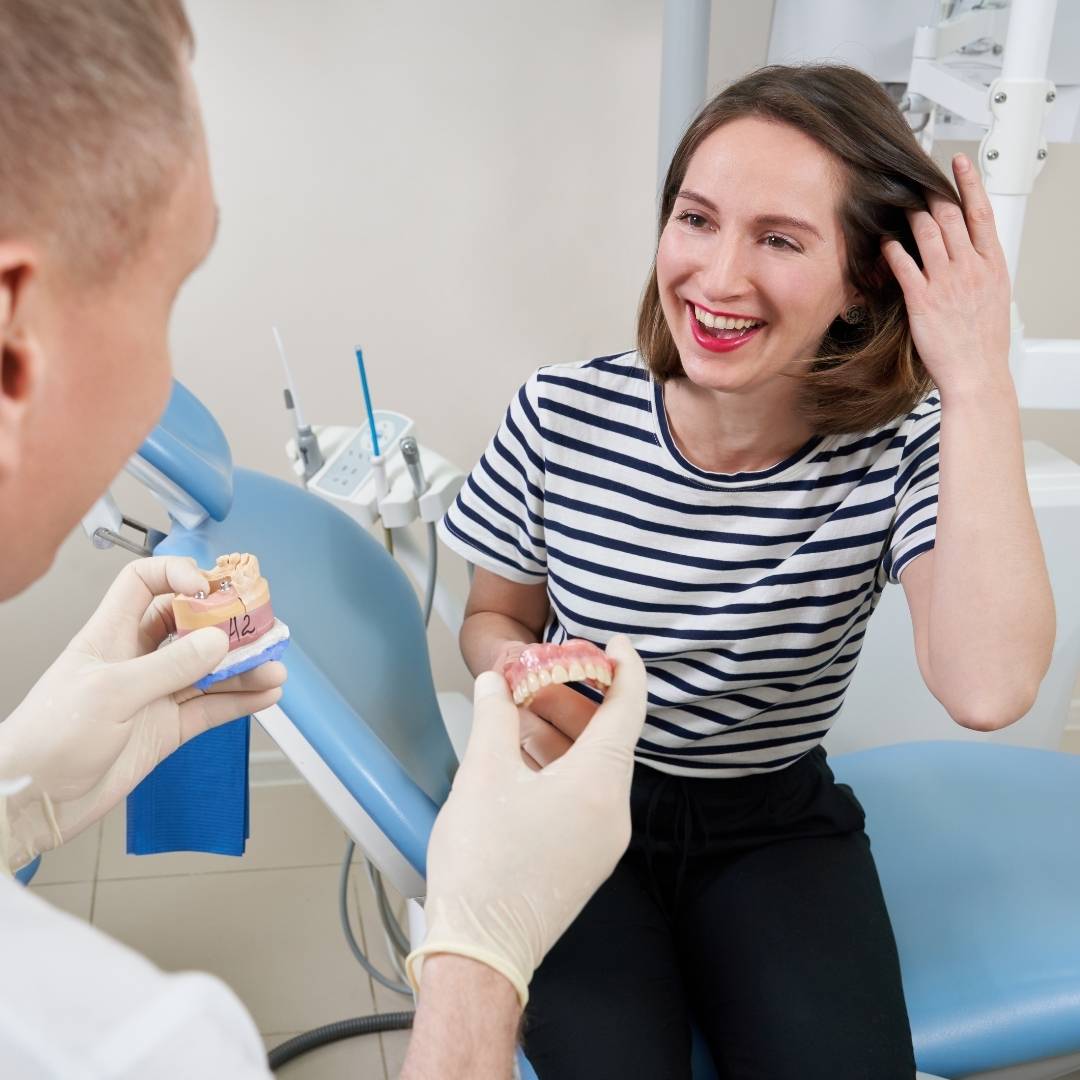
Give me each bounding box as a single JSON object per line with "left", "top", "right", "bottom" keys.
{"left": 172, "top": 552, "right": 276, "bottom": 652}
{"left": 171, "top": 552, "right": 290, "bottom": 691}
{"left": 501, "top": 639, "right": 614, "bottom": 706}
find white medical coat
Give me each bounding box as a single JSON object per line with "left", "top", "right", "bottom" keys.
{"left": 0, "top": 873, "right": 269, "bottom": 1078}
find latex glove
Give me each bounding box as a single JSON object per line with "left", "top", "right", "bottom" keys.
{"left": 407, "top": 635, "right": 647, "bottom": 1007}
{"left": 0, "top": 557, "right": 285, "bottom": 871}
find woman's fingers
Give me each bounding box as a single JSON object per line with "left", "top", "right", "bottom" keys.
{"left": 528, "top": 683, "right": 599, "bottom": 741}
{"left": 520, "top": 748, "right": 543, "bottom": 772}
{"left": 907, "top": 208, "right": 948, "bottom": 277}
{"left": 952, "top": 153, "right": 1001, "bottom": 257}
{"left": 518, "top": 706, "right": 575, "bottom": 768}
{"left": 926, "top": 194, "right": 972, "bottom": 262}
{"left": 881, "top": 236, "right": 925, "bottom": 301}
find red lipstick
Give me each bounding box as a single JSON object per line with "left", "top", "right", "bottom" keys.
{"left": 686, "top": 302, "right": 764, "bottom": 354}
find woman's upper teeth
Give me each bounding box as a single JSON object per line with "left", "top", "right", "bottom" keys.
{"left": 693, "top": 305, "right": 763, "bottom": 331}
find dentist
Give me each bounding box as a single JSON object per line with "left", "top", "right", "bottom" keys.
{"left": 0, "top": 2, "right": 647, "bottom": 1076}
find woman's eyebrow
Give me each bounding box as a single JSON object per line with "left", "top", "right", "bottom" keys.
{"left": 675, "top": 190, "right": 823, "bottom": 242}
{"left": 755, "top": 213, "right": 823, "bottom": 241}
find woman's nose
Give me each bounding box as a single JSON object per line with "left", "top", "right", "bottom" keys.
{"left": 698, "top": 236, "right": 752, "bottom": 303}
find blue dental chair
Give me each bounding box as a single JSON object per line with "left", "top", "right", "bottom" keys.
{"left": 120, "top": 380, "right": 1080, "bottom": 1080}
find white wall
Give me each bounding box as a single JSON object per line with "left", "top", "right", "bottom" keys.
{"left": 2, "top": 0, "right": 1078, "bottom": 721}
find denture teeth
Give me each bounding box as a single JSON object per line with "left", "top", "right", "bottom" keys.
{"left": 568, "top": 661, "right": 586, "bottom": 682}
{"left": 551, "top": 663, "right": 570, "bottom": 683}
{"left": 513, "top": 683, "right": 527, "bottom": 704}
{"left": 584, "top": 662, "right": 599, "bottom": 680}
{"left": 597, "top": 666, "right": 612, "bottom": 686}
{"left": 527, "top": 672, "right": 541, "bottom": 692}
{"left": 539, "top": 668, "right": 552, "bottom": 686}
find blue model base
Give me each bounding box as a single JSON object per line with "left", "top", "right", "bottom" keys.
{"left": 193, "top": 637, "right": 290, "bottom": 691}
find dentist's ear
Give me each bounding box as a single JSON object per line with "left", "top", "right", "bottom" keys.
{"left": 0, "top": 246, "right": 41, "bottom": 483}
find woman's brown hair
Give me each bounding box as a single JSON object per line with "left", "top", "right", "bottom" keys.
{"left": 637, "top": 63, "right": 958, "bottom": 434}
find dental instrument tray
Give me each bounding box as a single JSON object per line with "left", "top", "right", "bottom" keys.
{"left": 287, "top": 414, "right": 464, "bottom": 530}
{"left": 309, "top": 410, "right": 412, "bottom": 499}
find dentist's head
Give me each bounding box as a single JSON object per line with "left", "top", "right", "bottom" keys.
{"left": 0, "top": 0, "right": 215, "bottom": 599}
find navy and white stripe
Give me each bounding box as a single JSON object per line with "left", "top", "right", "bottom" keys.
{"left": 440, "top": 351, "right": 940, "bottom": 777}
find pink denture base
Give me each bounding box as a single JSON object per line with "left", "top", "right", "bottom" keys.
{"left": 176, "top": 601, "right": 276, "bottom": 652}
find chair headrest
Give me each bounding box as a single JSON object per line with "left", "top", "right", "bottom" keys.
{"left": 137, "top": 380, "right": 234, "bottom": 522}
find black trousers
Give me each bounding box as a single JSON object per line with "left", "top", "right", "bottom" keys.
{"left": 524, "top": 748, "right": 916, "bottom": 1080}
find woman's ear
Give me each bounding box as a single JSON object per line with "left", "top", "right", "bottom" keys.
{"left": 0, "top": 250, "right": 42, "bottom": 483}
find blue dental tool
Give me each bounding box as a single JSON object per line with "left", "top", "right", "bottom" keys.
{"left": 355, "top": 347, "right": 381, "bottom": 457}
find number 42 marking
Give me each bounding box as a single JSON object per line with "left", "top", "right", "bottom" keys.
{"left": 228, "top": 614, "right": 255, "bottom": 642}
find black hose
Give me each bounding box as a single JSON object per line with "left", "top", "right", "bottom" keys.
{"left": 267, "top": 1011, "right": 415, "bottom": 1071}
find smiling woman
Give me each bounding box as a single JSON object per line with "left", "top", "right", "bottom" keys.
{"left": 640, "top": 63, "right": 958, "bottom": 436}
{"left": 444, "top": 59, "right": 1053, "bottom": 1080}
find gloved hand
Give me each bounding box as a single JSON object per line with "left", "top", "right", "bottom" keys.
{"left": 406, "top": 634, "right": 647, "bottom": 1007}
{"left": 0, "top": 557, "right": 285, "bottom": 871}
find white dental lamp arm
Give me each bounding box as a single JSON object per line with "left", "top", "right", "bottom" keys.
{"left": 906, "top": 0, "right": 1056, "bottom": 282}
{"left": 762, "top": 0, "right": 1080, "bottom": 409}
{"left": 902, "top": 0, "right": 1080, "bottom": 409}
{"left": 981, "top": 0, "right": 1057, "bottom": 282}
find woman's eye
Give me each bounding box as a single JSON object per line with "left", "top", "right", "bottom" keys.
{"left": 763, "top": 233, "right": 798, "bottom": 251}
{"left": 677, "top": 211, "right": 709, "bottom": 229}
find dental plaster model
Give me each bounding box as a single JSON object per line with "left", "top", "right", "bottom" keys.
{"left": 501, "top": 639, "right": 614, "bottom": 707}
{"left": 171, "top": 552, "right": 290, "bottom": 690}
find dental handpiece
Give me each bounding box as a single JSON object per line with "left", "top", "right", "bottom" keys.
{"left": 400, "top": 436, "right": 428, "bottom": 496}
{"left": 284, "top": 388, "right": 325, "bottom": 480}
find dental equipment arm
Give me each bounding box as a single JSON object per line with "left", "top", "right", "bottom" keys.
{"left": 404, "top": 635, "right": 647, "bottom": 1010}
{"left": 0, "top": 557, "right": 285, "bottom": 871}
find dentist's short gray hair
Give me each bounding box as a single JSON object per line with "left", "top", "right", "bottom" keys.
{"left": 0, "top": 0, "right": 194, "bottom": 281}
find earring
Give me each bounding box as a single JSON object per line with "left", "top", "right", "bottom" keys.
{"left": 841, "top": 305, "right": 865, "bottom": 325}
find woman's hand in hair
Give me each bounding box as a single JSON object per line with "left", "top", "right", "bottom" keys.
{"left": 881, "top": 153, "right": 1012, "bottom": 401}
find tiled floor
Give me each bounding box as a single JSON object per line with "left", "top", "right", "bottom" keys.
{"left": 30, "top": 779, "right": 413, "bottom": 1080}
{"left": 26, "top": 723, "right": 1080, "bottom": 1079}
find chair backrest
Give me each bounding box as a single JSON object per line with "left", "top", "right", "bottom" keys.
{"left": 140, "top": 382, "right": 458, "bottom": 809}
{"left": 139, "top": 381, "right": 234, "bottom": 523}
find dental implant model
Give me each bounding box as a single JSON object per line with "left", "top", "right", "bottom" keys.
{"left": 501, "top": 639, "right": 614, "bottom": 706}
{"left": 172, "top": 552, "right": 290, "bottom": 690}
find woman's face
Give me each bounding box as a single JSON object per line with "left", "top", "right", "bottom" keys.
{"left": 656, "top": 116, "right": 858, "bottom": 397}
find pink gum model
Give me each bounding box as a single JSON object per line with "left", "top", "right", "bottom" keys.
{"left": 501, "top": 639, "right": 614, "bottom": 706}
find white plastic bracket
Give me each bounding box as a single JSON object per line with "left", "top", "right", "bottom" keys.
{"left": 913, "top": 4, "right": 1008, "bottom": 62}
{"left": 979, "top": 77, "right": 1055, "bottom": 194}
{"left": 376, "top": 444, "right": 464, "bottom": 527}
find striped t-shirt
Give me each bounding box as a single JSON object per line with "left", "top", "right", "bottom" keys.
{"left": 439, "top": 351, "right": 940, "bottom": 777}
